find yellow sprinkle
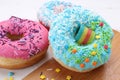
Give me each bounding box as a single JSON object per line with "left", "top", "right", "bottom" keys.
{"left": 66, "top": 75, "right": 72, "bottom": 80}
{"left": 93, "top": 43, "right": 98, "bottom": 48}
{"left": 55, "top": 68, "right": 61, "bottom": 73}
{"left": 91, "top": 51, "right": 97, "bottom": 56}
{"left": 9, "top": 76, "right": 14, "bottom": 80}
{"left": 51, "top": 78, "right": 55, "bottom": 80}
{"left": 96, "top": 35, "right": 100, "bottom": 39}
{"left": 40, "top": 74, "right": 46, "bottom": 80}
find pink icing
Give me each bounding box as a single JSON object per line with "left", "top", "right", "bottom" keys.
{"left": 0, "top": 16, "right": 49, "bottom": 59}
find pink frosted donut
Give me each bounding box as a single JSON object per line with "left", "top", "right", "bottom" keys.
{"left": 0, "top": 16, "right": 49, "bottom": 69}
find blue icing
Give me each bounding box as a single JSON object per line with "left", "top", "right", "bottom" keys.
{"left": 37, "top": 0, "right": 74, "bottom": 27}
{"left": 49, "top": 6, "right": 114, "bottom": 72}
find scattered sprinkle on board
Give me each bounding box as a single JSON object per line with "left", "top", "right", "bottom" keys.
{"left": 23, "top": 30, "right": 120, "bottom": 80}
{"left": 8, "top": 72, "right": 14, "bottom": 76}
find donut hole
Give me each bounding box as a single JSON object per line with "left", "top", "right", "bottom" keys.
{"left": 74, "top": 21, "right": 95, "bottom": 45}
{"left": 6, "top": 32, "right": 23, "bottom": 41}
{"left": 74, "top": 26, "right": 80, "bottom": 37}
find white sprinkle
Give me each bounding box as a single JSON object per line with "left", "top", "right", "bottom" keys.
{"left": 47, "top": 68, "right": 53, "bottom": 71}
{"left": 46, "top": 78, "right": 49, "bottom": 80}
{"left": 14, "top": 50, "right": 18, "bottom": 55}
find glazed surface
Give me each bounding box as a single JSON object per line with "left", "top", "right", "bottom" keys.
{"left": 0, "top": 16, "right": 49, "bottom": 59}
{"left": 49, "top": 6, "right": 114, "bottom": 71}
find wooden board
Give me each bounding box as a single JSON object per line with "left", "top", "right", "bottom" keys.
{"left": 23, "top": 30, "right": 120, "bottom": 80}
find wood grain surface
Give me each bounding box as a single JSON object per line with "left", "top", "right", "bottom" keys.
{"left": 23, "top": 30, "right": 120, "bottom": 80}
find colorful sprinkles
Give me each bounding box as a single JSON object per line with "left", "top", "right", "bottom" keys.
{"left": 9, "top": 77, "right": 14, "bottom": 80}
{"left": 95, "top": 35, "right": 100, "bottom": 39}
{"left": 84, "top": 58, "right": 90, "bottom": 63}
{"left": 91, "top": 51, "right": 97, "bottom": 56}
{"left": 40, "top": 74, "right": 46, "bottom": 80}
{"left": 92, "top": 61, "right": 97, "bottom": 66}
{"left": 66, "top": 75, "right": 72, "bottom": 80}
{"left": 104, "top": 45, "right": 108, "bottom": 50}
{"left": 37, "top": 67, "right": 74, "bottom": 80}
{"left": 55, "top": 68, "right": 61, "bottom": 73}
{"left": 3, "top": 72, "right": 15, "bottom": 80}
{"left": 93, "top": 43, "right": 98, "bottom": 48}
{"left": 99, "top": 22, "right": 104, "bottom": 27}
{"left": 49, "top": 6, "right": 114, "bottom": 72}
{"left": 8, "top": 72, "right": 14, "bottom": 77}
{"left": 71, "top": 49, "right": 77, "bottom": 54}
{"left": 80, "top": 63, "right": 85, "bottom": 68}
{"left": 0, "top": 16, "right": 48, "bottom": 59}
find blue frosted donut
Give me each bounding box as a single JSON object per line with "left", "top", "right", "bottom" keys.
{"left": 37, "top": 0, "right": 73, "bottom": 28}
{"left": 49, "top": 6, "right": 114, "bottom": 72}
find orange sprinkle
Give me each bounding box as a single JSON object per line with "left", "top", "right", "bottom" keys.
{"left": 72, "top": 49, "right": 77, "bottom": 54}
{"left": 84, "top": 58, "right": 90, "bottom": 63}
{"left": 80, "top": 64, "right": 85, "bottom": 68}
{"left": 92, "top": 61, "right": 97, "bottom": 66}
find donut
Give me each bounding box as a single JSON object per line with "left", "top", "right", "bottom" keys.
{"left": 49, "top": 6, "right": 114, "bottom": 72}
{"left": 37, "top": 0, "right": 73, "bottom": 28}
{"left": 0, "top": 16, "right": 49, "bottom": 69}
